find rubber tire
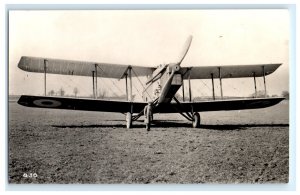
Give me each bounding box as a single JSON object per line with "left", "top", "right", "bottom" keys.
{"left": 126, "top": 112, "right": 132, "bottom": 129}
{"left": 192, "top": 112, "right": 200, "bottom": 128}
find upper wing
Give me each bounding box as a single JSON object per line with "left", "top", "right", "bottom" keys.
{"left": 18, "top": 95, "right": 147, "bottom": 113}
{"left": 18, "top": 56, "right": 155, "bottom": 79}
{"left": 180, "top": 64, "right": 282, "bottom": 79}
{"left": 156, "top": 97, "right": 285, "bottom": 113}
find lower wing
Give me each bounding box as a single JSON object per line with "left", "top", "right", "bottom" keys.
{"left": 17, "top": 95, "right": 147, "bottom": 113}
{"left": 18, "top": 95, "right": 284, "bottom": 114}
{"left": 157, "top": 97, "right": 285, "bottom": 113}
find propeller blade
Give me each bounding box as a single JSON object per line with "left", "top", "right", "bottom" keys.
{"left": 177, "top": 35, "right": 193, "bottom": 65}
{"left": 147, "top": 35, "right": 193, "bottom": 85}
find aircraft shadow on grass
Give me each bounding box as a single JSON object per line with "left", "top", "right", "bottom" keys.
{"left": 52, "top": 121, "right": 288, "bottom": 131}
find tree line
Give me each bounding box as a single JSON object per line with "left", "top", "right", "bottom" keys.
{"left": 47, "top": 87, "right": 108, "bottom": 98}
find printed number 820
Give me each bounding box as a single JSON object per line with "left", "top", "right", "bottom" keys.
{"left": 23, "top": 173, "right": 38, "bottom": 178}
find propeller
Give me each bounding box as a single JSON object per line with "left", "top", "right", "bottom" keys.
{"left": 167, "top": 35, "right": 193, "bottom": 74}
{"left": 176, "top": 35, "right": 193, "bottom": 65}
{"left": 146, "top": 35, "right": 193, "bottom": 85}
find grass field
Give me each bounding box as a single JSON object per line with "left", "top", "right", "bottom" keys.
{"left": 8, "top": 100, "right": 289, "bottom": 184}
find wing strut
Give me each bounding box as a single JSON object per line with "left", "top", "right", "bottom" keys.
{"left": 181, "top": 75, "right": 185, "bottom": 102}
{"left": 44, "top": 59, "right": 47, "bottom": 96}
{"left": 92, "top": 71, "right": 95, "bottom": 98}
{"left": 211, "top": 73, "right": 215, "bottom": 100}
{"left": 95, "top": 64, "right": 98, "bottom": 99}
{"left": 263, "top": 66, "right": 267, "bottom": 97}
{"left": 125, "top": 74, "right": 128, "bottom": 101}
{"left": 253, "top": 72, "right": 257, "bottom": 98}
{"left": 188, "top": 69, "right": 192, "bottom": 102}
{"left": 218, "top": 67, "right": 223, "bottom": 99}
{"left": 128, "top": 67, "right": 132, "bottom": 102}
{"left": 124, "top": 67, "right": 133, "bottom": 102}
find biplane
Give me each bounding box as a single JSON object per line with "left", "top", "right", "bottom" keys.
{"left": 17, "top": 36, "right": 284, "bottom": 130}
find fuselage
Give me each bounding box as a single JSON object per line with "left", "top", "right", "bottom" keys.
{"left": 143, "top": 63, "right": 183, "bottom": 104}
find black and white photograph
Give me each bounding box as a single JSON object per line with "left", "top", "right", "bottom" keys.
{"left": 8, "top": 9, "right": 289, "bottom": 184}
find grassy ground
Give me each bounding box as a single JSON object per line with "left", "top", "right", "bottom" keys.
{"left": 8, "top": 100, "right": 289, "bottom": 184}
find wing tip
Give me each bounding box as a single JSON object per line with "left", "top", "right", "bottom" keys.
{"left": 17, "top": 56, "right": 26, "bottom": 70}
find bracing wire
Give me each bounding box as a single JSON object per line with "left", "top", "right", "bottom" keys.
{"left": 131, "top": 68, "right": 152, "bottom": 99}
{"left": 198, "top": 79, "right": 214, "bottom": 98}
{"left": 231, "top": 79, "right": 242, "bottom": 96}
{"left": 55, "top": 76, "right": 76, "bottom": 96}
{"left": 108, "top": 78, "right": 124, "bottom": 95}
{"left": 95, "top": 65, "right": 122, "bottom": 97}
{"left": 97, "top": 77, "right": 119, "bottom": 97}
{"left": 131, "top": 78, "right": 143, "bottom": 100}
{"left": 66, "top": 75, "right": 91, "bottom": 96}
{"left": 58, "top": 75, "right": 92, "bottom": 97}
{"left": 257, "top": 77, "right": 263, "bottom": 91}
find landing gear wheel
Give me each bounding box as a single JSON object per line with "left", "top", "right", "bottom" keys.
{"left": 192, "top": 112, "right": 200, "bottom": 128}
{"left": 126, "top": 112, "right": 132, "bottom": 129}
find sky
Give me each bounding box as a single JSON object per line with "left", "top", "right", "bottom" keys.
{"left": 9, "top": 10, "right": 289, "bottom": 100}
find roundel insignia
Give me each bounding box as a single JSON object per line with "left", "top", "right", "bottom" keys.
{"left": 33, "top": 99, "right": 62, "bottom": 108}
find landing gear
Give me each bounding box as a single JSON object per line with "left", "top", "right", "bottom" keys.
{"left": 192, "top": 112, "right": 200, "bottom": 128}
{"left": 126, "top": 112, "right": 132, "bottom": 129}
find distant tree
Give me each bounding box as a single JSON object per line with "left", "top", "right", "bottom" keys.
{"left": 117, "top": 94, "right": 128, "bottom": 101}
{"left": 73, "top": 87, "right": 79, "bottom": 98}
{"left": 272, "top": 94, "right": 278, "bottom": 97}
{"left": 98, "top": 89, "right": 107, "bottom": 99}
{"left": 130, "top": 94, "right": 137, "bottom": 101}
{"left": 48, "top": 90, "right": 55, "bottom": 96}
{"left": 59, "top": 87, "right": 65, "bottom": 97}
{"left": 282, "top": 90, "right": 289, "bottom": 99}
{"left": 249, "top": 90, "right": 269, "bottom": 98}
